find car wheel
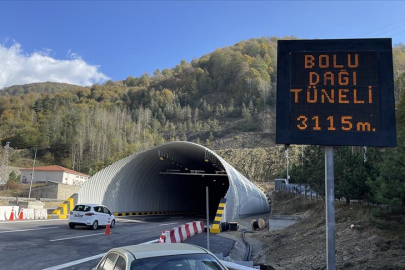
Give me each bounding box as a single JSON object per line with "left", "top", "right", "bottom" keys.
{"left": 110, "top": 219, "right": 115, "bottom": 228}
{"left": 69, "top": 223, "right": 75, "bottom": 229}
{"left": 91, "top": 220, "right": 98, "bottom": 230}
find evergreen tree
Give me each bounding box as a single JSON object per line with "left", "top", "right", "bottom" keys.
{"left": 366, "top": 130, "right": 405, "bottom": 214}
{"left": 334, "top": 147, "right": 369, "bottom": 204}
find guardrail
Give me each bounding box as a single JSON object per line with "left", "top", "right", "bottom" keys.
{"left": 0, "top": 196, "right": 63, "bottom": 202}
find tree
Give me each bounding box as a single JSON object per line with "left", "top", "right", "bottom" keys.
{"left": 366, "top": 129, "right": 405, "bottom": 214}
{"left": 290, "top": 146, "right": 325, "bottom": 197}
{"left": 334, "top": 147, "right": 369, "bottom": 204}
{"left": 8, "top": 171, "right": 19, "bottom": 182}
{"left": 139, "top": 73, "right": 151, "bottom": 88}
{"left": 241, "top": 103, "right": 252, "bottom": 121}
{"left": 258, "top": 79, "right": 271, "bottom": 105}
{"left": 124, "top": 76, "right": 138, "bottom": 87}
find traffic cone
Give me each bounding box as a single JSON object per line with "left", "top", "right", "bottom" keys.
{"left": 158, "top": 230, "right": 166, "bottom": 243}
{"left": 19, "top": 208, "right": 24, "bottom": 220}
{"left": 105, "top": 218, "right": 111, "bottom": 235}
{"left": 9, "top": 207, "right": 15, "bottom": 221}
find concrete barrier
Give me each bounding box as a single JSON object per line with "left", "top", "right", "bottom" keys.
{"left": 161, "top": 221, "right": 204, "bottom": 243}
{"left": 0, "top": 206, "right": 48, "bottom": 221}
{"left": 0, "top": 209, "right": 6, "bottom": 221}
{"left": 0, "top": 206, "right": 19, "bottom": 220}
{"left": 25, "top": 209, "right": 35, "bottom": 219}
{"left": 35, "top": 209, "right": 47, "bottom": 219}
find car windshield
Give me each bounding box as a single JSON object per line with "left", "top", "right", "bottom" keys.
{"left": 130, "top": 253, "right": 225, "bottom": 270}
{"left": 73, "top": 205, "right": 92, "bottom": 212}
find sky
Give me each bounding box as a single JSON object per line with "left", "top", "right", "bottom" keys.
{"left": 0, "top": 1, "right": 405, "bottom": 89}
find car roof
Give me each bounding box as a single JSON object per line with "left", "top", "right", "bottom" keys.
{"left": 113, "top": 243, "right": 209, "bottom": 259}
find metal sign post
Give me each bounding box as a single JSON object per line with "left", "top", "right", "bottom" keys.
{"left": 325, "top": 146, "right": 336, "bottom": 270}
{"left": 206, "top": 186, "right": 210, "bottom": 251}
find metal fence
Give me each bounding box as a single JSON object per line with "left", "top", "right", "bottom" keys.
{"left": 274, "top": 179, "right": 320, "bottom": 200}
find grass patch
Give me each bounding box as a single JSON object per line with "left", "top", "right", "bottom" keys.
{"left": 234, "top": 122, "right": 261, "bottom": 132}
{"left": 0, "top": 180, "right": 46, "bottom": 197}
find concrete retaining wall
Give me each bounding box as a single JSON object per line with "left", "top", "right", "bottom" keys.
{"left": 22, "top": 181, "right": 80, "bottom": 200}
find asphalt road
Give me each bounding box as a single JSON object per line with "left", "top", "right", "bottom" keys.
{"left": 0, "top": 214, "right": 208, "bottom": 270}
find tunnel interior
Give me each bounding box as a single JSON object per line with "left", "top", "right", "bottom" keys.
{"left": 154, "top": 147, "right": 230, "bottom": 219}
{"left": 157, "top": 173, "right": 229, "bottom": 219}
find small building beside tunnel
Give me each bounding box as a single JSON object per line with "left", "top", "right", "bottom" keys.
{"left": 67, "top": 142, "right": 269, "bottom": 223}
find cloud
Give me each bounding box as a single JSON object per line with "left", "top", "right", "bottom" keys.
{"left": 0, "top": 41, "right": 110, "bottom": 89}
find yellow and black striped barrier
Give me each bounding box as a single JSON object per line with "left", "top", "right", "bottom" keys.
{"left": 114, "top": 210, "right": 191, "bottom": 216}
{"left": 210, "top": 198, "right": 226, "bottom": 234}
{"left": 49, "top": 195, "right": 195, "bottom": 219}
{"left": 48, "top": 193, "right": 78, "bottom": 219}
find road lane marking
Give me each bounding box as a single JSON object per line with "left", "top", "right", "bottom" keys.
{"left": 50, "top": 233, "right": 105, "bottom": 242}
{"left": 42, "top": 239, "right": 158, "bottom": 270}
{"left": 159, "top": 222, "right": 178, "bottom": 226}
{"left": 41, "top": 253, "right": 104, "bottom": 270}
{"left": 0, "top": 227, "right": 59, "bottom": 234}
{"left": 0, "top": 219, "right": 66, "bottom": 224}
{"left": 143, "top": 239, "right": 159, "bottom": 244}
{"left": 115, "top": 218, "right": 146, "bottom": 223}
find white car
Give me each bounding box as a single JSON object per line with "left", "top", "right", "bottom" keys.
{"left": 68, "top": 204, "right": 115, "bottom": 230}
{"left": 93, "top": 243, "right": 228, "bottom": 270}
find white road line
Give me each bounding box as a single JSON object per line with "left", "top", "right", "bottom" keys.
{"left": 159, "top": 222, "right": 178, "bottom": 226}
{"left": 50, "top": 233, "right": 105, "bottom": 242}
{"left": 41, "top": 253, "right": 104, "bottom": 270}
{"left": 0, "top": 219, "right": 66, "bottom": 224}
{"left": 115, "top": 218, "right": 146, "bottom": 223}
{"left": 0, "top": 227, "right": 59, "bottom": 234}
{"left": 41, "top": 239, "right": 158, "bottom": 270}
{"left": 142, "top": 239, "right": 159, "bottom": 244}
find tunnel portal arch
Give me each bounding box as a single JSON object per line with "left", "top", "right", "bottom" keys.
{"left": 75, "top": 141, "right": 269, "bottom": 221}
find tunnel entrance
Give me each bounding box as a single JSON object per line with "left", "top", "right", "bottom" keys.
{"left": 156, "top": 172, "right": 229, "bottom": 219}
{"left": 71, "top": 141, "right": 269, "bottom": 222}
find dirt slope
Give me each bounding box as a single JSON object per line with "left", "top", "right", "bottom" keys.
{"left": 229, "top": 192, "right": 405, "bottom": 270}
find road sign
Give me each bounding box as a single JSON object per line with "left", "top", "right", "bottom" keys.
{"left": 276, "top": 38, "right": 396, "bottom": 147}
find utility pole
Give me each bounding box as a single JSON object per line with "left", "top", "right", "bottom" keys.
{"left": 29, "top": 146, "right": 50, "bottom": 198}
{"left": 0, "top": 142, "right": 11, "bottom": 185}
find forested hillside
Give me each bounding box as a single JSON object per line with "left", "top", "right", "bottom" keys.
{"left": 1, "top": 37, "right": 405, "bottom": 196}
{"left": 0, "top": 36, "right": 286, "bottom": 175}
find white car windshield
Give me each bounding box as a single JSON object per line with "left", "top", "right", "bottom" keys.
{"left": 130, "top": 253, "right": 225, "bottom": 270}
